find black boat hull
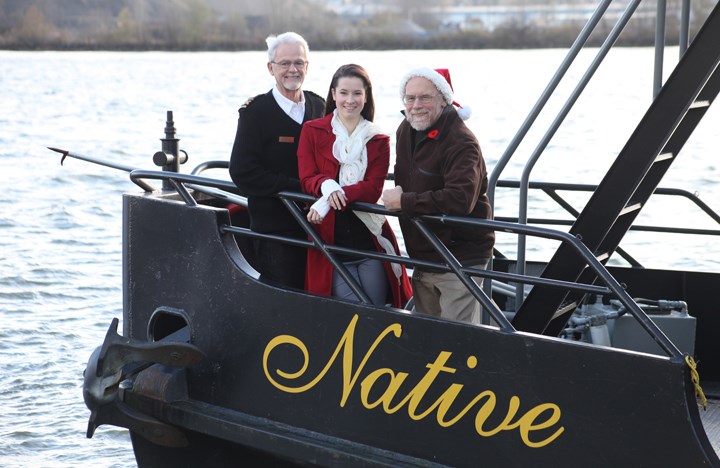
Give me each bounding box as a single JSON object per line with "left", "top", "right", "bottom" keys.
{"left": 117, "top": 193, "right": 717, "bottom": 467}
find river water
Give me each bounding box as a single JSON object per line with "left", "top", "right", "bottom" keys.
{"left": 0, "top": 48, "right": 718, "bottom": 466}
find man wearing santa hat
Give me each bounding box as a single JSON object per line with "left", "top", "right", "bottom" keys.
{"left": 382, "top": 67, "right": 495, "bottom": 325}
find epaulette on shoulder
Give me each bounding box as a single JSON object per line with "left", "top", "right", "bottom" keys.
{"left": 240, "top": 96, "right": 255, "bottom": 109}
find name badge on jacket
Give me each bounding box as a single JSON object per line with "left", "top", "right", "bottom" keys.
{"left": 279, "top": 136, "right": 295, "bottom": 143}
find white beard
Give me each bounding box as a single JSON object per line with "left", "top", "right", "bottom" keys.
{"left": 407, "top": 112, "right": 431, "bottom": 131}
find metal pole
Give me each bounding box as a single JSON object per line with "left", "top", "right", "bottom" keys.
{"left": 513, "top": 0, "right": 643, "bottom": 310}
{"left": 484, "top": 0, "right": 613, "bottom": 312}
{"left": 679, "top": 0, "right": 691, "bottom": 56}
{"left": 654, "top": 0, "right": 668, "bottom": 98}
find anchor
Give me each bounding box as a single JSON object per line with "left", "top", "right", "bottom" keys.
{"left": 83, "top": 318, "right": 205, "bottom": 447}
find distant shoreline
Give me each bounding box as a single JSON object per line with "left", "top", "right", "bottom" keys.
{"left": 2, "top": 0, "right": 707, "bottom": 54}
{"left": 0, "top": 39, "right": 675, "bottom": 52}
{"left": 0, "top": 25, "right": 683, "bottom": 52}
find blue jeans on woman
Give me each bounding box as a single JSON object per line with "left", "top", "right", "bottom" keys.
{"left": 332, "top": 258, "right": 388, "bottom": 306}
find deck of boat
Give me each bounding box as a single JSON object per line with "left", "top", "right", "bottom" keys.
{"left": 699, "top": 380, "right": 720, "bottom": 456}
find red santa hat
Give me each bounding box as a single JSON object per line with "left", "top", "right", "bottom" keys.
{"left": 399, "top": 67, "right": 471, "bottom": 120}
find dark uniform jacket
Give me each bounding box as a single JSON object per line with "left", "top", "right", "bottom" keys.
{"left": 229, "top": 89, "right": 325, "bottom": 234}
{"left": 394, "top": 107, "right": 495, "bottom": 267}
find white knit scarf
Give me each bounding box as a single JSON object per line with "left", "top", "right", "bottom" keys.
{"left": 316, "top": 110, "right": 402, "bottom": 278}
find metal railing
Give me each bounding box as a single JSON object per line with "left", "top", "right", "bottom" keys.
{"left": 494, "top": 180, "right": 720, "bottom": 268}
{"left": 486, "top": 0, "right": 699, "bottom": 308}
{"left": 186, "top": 162, "right": 720, "bottom": 269}
{"left": 129, "top": 168, "right": 685, "bottom": 359}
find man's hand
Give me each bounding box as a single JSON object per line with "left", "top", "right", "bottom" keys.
{"left": 382, "top": 186, "right": 403, "bottom": 211}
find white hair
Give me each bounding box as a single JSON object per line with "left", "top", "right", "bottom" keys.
{"left": 266, "top": 32, "right": 309, "bottom": 62}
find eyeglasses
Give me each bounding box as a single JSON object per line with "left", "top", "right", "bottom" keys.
{"left": 271, "top": 60, "right": 308, "bottom": 70}
{"left": 403, "top": 94, "right": 437, "bottom": 105}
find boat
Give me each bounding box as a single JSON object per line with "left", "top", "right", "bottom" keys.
{"left": 62, "top": 1, "right": 720, "bottom": 466}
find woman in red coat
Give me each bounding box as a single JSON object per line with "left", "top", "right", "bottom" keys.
{"left": 297, "top": 64, "right": 412, "bottom": 308}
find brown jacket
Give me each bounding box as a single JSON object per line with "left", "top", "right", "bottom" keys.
{"left": 394, "top": 107, "right": 495, "bottom": 266}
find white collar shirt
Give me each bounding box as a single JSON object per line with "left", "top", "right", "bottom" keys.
{"left": 272, "top": 86, "right": 306, "bottom": 125}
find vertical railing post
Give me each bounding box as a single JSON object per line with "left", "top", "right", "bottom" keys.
{"left": 654, "top": 0, "right": 668, "bottom": 98}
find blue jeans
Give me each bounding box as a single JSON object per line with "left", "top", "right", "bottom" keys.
{"left": 332, "top": 259, "right": 388, "bottom": 306}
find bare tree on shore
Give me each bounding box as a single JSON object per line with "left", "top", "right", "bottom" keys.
{"left": 0, "top": 0, "right": 715, "bottom": 50}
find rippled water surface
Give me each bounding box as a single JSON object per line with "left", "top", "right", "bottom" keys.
{"left": 1, "top": 48, "right": 718, "bottom": 466}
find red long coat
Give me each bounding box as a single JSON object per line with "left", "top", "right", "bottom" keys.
{"left": 297, "top": 114, "right": 412, "bottom": 308}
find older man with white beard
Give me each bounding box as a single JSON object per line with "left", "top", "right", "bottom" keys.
{"left": 382, "top": 68, "right": 495, "bottom": 325}
{"left": 229, "top": 32, "right": 325, "bottom": 290}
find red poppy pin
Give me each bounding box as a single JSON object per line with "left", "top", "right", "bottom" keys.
{"left": 427, "top": 129, "right": 439, "bottom": 139}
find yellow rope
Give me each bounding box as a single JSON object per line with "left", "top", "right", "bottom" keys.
{"left": 685, "top": 355, "right": 708, "bottom": 410}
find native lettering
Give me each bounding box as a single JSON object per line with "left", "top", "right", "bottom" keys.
{"left": 263, "top": 314, "right": 564, "bottom": 448}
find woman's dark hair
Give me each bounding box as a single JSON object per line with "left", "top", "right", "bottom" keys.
{"left": 324, "top": 63, "right": 375, "bottom": 121}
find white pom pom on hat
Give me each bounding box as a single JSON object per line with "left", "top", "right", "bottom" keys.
{"left": 399, "top": 67, "right": 472, "bottom": 120}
